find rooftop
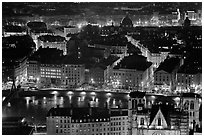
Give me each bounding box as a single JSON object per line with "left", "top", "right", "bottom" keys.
{"left": 150, "top": 104, "right": 174, "bottom": 127}
{"left": 155, "top": 57, "right": 180, "bottom": 73}
{"left": 38, "top": 35, "right": 66, "bottom": 42}
{"left": 129, "top": 91, "right": 146, "bottom": 98}
{"left": 3, "top": 25, "right": 24, "bottom": 32}
{"left": 181, "top": 93, "right": 201, "bottom": 98}
{"left": 110, "top": 109, "right": 128, "bottom": 117}
{"left": 27, "top": 21, "right": 47, "bottom": 29}
{"left": 114, "top": 54, "right": 152, "bottom": 71}
{"left": 47, "top": 107, "right": 110, "bottom": 119}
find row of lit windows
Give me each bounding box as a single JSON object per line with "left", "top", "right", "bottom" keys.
{"left": 41, "top": 72, "right": 61, "bottom": 75}
{"left": 111, "top": 117, "right": 128, "bottom": 121}
{"left": 41, "top": 68, "right": 61, "bottom": 72}
{"left": 56, "top": 128, "right": 109, "bottom": 135}
{"left": 62, "top": 73, "right": 80, "bottom": 77}
{"left": 64, "top": 65, "right": 82, "bottom": 68}
{"left": 41, "top": 75, "right": 61, "bottom": 78}
{"left": 110, "top": 122, "right": 127, "bottom": 126}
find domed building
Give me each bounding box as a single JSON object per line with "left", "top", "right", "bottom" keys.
{"left": 120, "top": 14, "right": 133, "bottom": 31}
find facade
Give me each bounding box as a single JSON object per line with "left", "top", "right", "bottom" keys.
{"left": 111, "top": 54, "right": 153, "bottom": 90}
{"left": 110, "top": 109, "right": 129, "bottom": 135}
{"left": 89, "top": 66, "right": 105, "bottom": 87}
{"left": 3, "top": 25, "right": 26, "bottom": 37}
{"left": 64, "top": 26, "right": 80, "bottom": 36}
{"left": 128, "top": 91, "right": 189, "bottom": 135}
{"left": 38, "top": 35, "right": 67, "bottom": 55}
{"left": 181, "top": 93, "right": 202, "bottom": 131}
{"left": 92, "top": 43, "right": 127, "bottom": 56}
{"left": 154, "top": 57, "right": 181, "bottom": 92}
{"left": 176, "top": 64, "right": 202, "bottom": 93}
{"left": 15, "top": 57, "right": 40, "bottom": 83}
{"left": 40, "top": 64, "right": 62, "bottom": 88}
{"left": 46, "top": 107, "right": 129, "bottom": 135}
{"left": 61, "top": 64, "right": 85, "bottom": 89}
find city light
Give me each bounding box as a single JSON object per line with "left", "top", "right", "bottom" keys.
{"left": 51, "top": 91, "right": 58, "bottom": 95}
{"left": 2, "top": 2, "right": 202, "bottom": 135}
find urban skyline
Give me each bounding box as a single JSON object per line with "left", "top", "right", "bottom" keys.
{"left": 2, "top": 2, "right": 202, "bottom": 135}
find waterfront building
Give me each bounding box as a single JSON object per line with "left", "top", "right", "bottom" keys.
{"left": 88, "top": 65, "right": 106, "bottom": 87}
{"left": 38, "top": 35, "right": 67, "bottom": 55}
{"left": 15, "top": 57, "right": 40, "bottom": 84}
{"left": 111, "top": 54, "right": 153, "bottom": 90}
{"left": 61, "top": 61, "right": 85, "bottom": 89}
{"left": 176, "top": 65, "right": 202, "bottom": 93}
{"left": 40, "top": 64, "right": 62, "bottom": 88}
{"left": 154, "top": 57, "right": 181, "bottom": 92}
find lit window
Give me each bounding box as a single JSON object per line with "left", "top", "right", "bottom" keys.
{"left": 158, "top": 118, "right": 161, "bottom": 126}
{"left": 190, "top": 101, "right": 194, "bottom": 109}
{"left": 140, "top": 118, "right": 144, "bottom": 125}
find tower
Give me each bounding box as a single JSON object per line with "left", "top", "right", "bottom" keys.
{"left": 128, "top": 91, "right": 146, "bottom": 135}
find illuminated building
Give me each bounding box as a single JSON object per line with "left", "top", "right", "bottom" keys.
{"left": 3, "top": 25, "right": 26, "bottom": 37}
{"left": 176, "top": 68, "right": 202, "bottom": 93}
{"left": 46, "top": 107, "right": 129, "bottom": 135}
{"left": 15, "top": 57, "right": 40, "bottom": 83}
{"left": 26, "top": 21, "right": 53, "bottom": 48}
{"left": 128, "top": 91, "right": 189, "bottom": 135}
{"left": 186, "top": 11, "right": 196, "bottom": 21}
{"left": 172, "top": 9, "right": 181, "bottom": 25}
{"left": 110, "top": 109, "right": 129, "bottom": 135}
{"left": 154, "top": 57, "right": 181, "bottom": 92}
{"left": 126, "top": 35, "right": 169, "bottom": 68}
{"left": 61, "top": 63, "right": 85, "bottom": 89}
{"left": 46, "top": 107, "right": 110, "bottom": 135}
{"left": 100, "top": 25, "right": 118, "bottom": 36}
{"left": 26, "top": 21, "right": 47, "bottom": 35}
{"left": 64, "top": 26, "right": 80, "bottom": 36}
{"left": 38, "top": 35, "right": 67, "bottom": 55}
{"left": 181, "top": 93, "right": 202, "bottom": 133}
{"left": 40, "top": 64, "right": 62, "bottom": 88}
{"left": 89, "top": 66, "right": 106, "bottom": 87}
{"left": 112, "top": 54, "right": 153, "bottom": 90}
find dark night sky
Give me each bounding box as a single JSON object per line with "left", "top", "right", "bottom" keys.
{"left": 2, "top": 2, "right": 202, "bottom": 17}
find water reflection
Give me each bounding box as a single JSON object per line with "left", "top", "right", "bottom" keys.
{"left": 25, "top": 97, "right": 31, "bottom": 105}
{"left": 52, "top": 91, "right": 58, "bottom": 95}
{"left": 6, "top": 90, "right": 129, "bottom": 124}
{"left": 32, "top": 96, "right": 35, "bottom": 104}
